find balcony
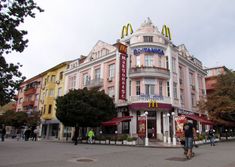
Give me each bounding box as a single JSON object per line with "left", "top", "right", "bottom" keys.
{"left": 22, "top": 100, "right": 35, "bottom": 107}
{"left": 24, "top": 88, "right": 36, "bottom": 96}
{"left": 129, "top": 95, "right": 171, "bottom": 104}
{"left": 129, "top": 66, "right": 170, "bottom": 79}
{"left": 86, "top": 78, "right": 104, "bottom": 88}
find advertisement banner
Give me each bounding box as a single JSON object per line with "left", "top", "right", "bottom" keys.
{"left": 175, "top": 115, "right": 187, "bottom": 138}
{"left": 137, "top": 116, "right": 146, "bottom": 137}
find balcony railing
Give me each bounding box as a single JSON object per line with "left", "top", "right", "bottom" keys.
{"left": 86, "top": 78, "right": 104, "bottom": 88}
{"left": 129, "top": 66, "right": 170, "bottom": 79}
{"left": 22, "top": 100, "right": 35, "bottom": 107}
{"left": 129, "top": 95, "right": 171, "bottom": 104}
{"left": 24, "top": 88, "right": 36, "bottom": 96}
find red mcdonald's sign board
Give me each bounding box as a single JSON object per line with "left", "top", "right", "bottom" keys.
{"left": 118, "top": 43, "right": 127, "bottom": 100}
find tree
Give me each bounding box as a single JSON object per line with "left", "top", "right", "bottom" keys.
{"left": 0, "top": 0, "right": 43, "bottom": 106}
{"left": 2, "top": 110, "right": 28, "bottom": 128}
{"left": 198, "top": 70, "right": 235, "bottom": 126}
{"left": 56, "top": 88, "right": 116, "bottom": 128}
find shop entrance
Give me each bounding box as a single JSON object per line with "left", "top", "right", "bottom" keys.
{"left": 147, "top": 111, "right": 156, "bottom": 139}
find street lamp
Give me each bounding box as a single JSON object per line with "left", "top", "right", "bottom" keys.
{"left": 167, "top": 113, "right": 171, "bottom": 144}
{"left": 163, "top": 114, "right": 166, "bottom": 143}
{"left": 144, "top": 111, "right": 148, "bottom": 146}
{"left": 172, "top": 112, "right": 176, "bottom": 145}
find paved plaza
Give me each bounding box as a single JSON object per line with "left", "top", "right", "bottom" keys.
{"left": 0, "top": 139, "right": 235, "bottom": 167}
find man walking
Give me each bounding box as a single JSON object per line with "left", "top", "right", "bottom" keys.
{"left": 1, "top": 125, "right": 6, "bottom": 142}
{"left": 87, "top": 129, "right": 95, "bottom": 144}
{"left": 208, "top": 128, "right": 216, "bottom": 146}
{"left": 183, "top": 119, "right": 196, "bottom": 159}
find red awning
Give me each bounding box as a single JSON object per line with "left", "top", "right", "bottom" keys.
{"left": 101, "top": 116, "right": 133, "bottom": 126}
{"left": 185, "top": 114, "right": 214, "bottom": 125}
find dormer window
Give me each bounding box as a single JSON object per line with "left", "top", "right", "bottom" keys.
{"left": 143, "top": 36, "right": 153, "bottom": 42}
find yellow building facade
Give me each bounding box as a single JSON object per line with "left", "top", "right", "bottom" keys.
{"left": 39, "top": 62, "right": 70, "bottom": 139}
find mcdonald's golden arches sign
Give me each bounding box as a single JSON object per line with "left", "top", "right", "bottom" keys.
{"left": 121, "top": 23, "right": 133, "bottom": 39}
{"left": 161, "top": 25, "right": 171, "bottom": 40}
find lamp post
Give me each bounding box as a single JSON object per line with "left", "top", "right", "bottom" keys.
{"left": 167, "top": 113, "right": 171, "bottom": 144}
{"left": 144, "top": 111, "right": 149, "bottom": 146}
{"left": 172, "top": 112, "right": 176, "bottom": 145}
{"left": 163, "top": 114, "right": 166, "bottom": 143}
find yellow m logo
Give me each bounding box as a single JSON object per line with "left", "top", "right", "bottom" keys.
{"left": 161, "top": 25, "right": 171, "bottom": 40}
{"left": 121, "top": 23, "right": 133, "bottom": 39}
{"left": 148, "top": 100, "right": 158, "bottom": 108}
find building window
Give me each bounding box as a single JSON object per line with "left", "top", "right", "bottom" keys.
{"left": 172, "top": 57, "right": 176, "bottom": 72}
{"left": 108, "top": 86, "right": 114, "bottom": 98}
{"left": 191, "top": 93, "right": 196, "bottom": 107}
{"left": 166, "top": 56, "right": 169, "bottom": 69}
{"left": 83, "top": 73, "right": 90, "bottom": 86}
{"left": 95, "top": 68, "right": 101, "bottom": 79}
{"left": 145, "top": 55, "right": 153, "bottom": 67}
{"left": 48, "top": 105, "right": 52, "bottom": 114}
{"left": 136, "top": 81, "right": 140, "bottom": 95}
{"left": 129, "top": 80, "right": 131, "bottom": 96}
{"left": 59, "top": 72, "right": 63, "bottom": 80}
{"left": 173, "top": 82, "right": 177, "bottom": 99}
{"left": 49, "top": 89, "right": 54, "bottom": 97}
{"left": 189, "top": 72, "right": 194, "bottom": 86}
{"left": 43, "top": 105, "right": 46, "bottom": 114}
{"left": 167, "top": 81, "right": 170, "bottom": 97}
{"left": 58, "top": 87, "right": 62, "bottom": 97}
{"left": 180, "top": 89, "right": 184, "bottom": 104}
{"left": 159, "top": 81, "right": 163, "bottom": 96}
{"left": 143, "top": 36, "right": 153, "bottom": 42}
{"left": 158, "top": 56, "right": 162, "bottom": 67}
{"left": 145, "top": 84, "right": 155, "bottom": 95}
{"left": 109, "top": 64, "right": 115, "bottom": 79}
{"left": 51, "top": 75, "right": 56, "bottom": 83}
{"left": 136, "top": 55, "right": 140, "bottom": 67}
{"left": 68, "top": 75, "right": 76, "bottom": 90}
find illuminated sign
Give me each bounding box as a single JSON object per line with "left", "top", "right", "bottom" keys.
{"left": 118, "top": 43, "right": 127, "bottom": 54}
{"left": 133, "top": 48, "right": 164, "bottom": 56}
{"left": 119, "top": 43, "right": 128, "bottom": 100}
{"left": 148, "top": 100, "right": 158, "bottom": 108}
{"left": 121, "top": 23, "right": 133, "bottom": 39}
{"left": 161, "top": 25, "right": 171, "bottom": 40}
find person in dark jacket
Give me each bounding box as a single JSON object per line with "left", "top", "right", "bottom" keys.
{"left": 1, "top": 125, "right": 6, "bottom": 142}
{"left": 208, "top": 128, "right": 216, "bottom": 146}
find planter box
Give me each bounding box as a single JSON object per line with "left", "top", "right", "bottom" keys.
{"left": 126, "top": 141, "right": 136, "bottom": 145}
{"left": 82, "top": 140, "right": 87, "bottom": 143}
{"left": 123, "top": 140, "right": 127, "bottom": 145}
{"left": 100, "top": 140, "right": 106, "bottom": 144}
{"left": 116, "top": 141, "right": 122, "bottom": 145}
{"left": 95, "top": 140, "right": 100, "bottom": 144}
{"left": 110, "top": 141, "right": 115, "bottom": 144}
{"left": 105, "top": 140, "right": 110, "bottom": 144}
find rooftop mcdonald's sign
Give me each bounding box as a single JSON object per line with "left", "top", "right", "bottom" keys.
{"left": 161, "top": 25, "right": 171, "bottom": 40}
{"left": 121, "top": 23, "right": 133, "bottom": 39}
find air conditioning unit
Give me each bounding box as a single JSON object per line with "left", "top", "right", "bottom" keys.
{"left": 56, "top": 80, "right": 60, "bottom": 84}
{"left": 108, "top": 77, "right": 113, "bottom": 82}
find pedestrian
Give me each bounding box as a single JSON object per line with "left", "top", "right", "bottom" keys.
{"left": 1, "top": 125, "right": 6, "bottom": 142}
{"left": 33, "top": 128, "right": 39, "bottom": 141}
{"left": 16, "top": 129, "right": 20, "bottom": 141}
{"left": 24, "top": 128, "right": 31, "bottom": 141}
{"left": 87, "top": 129, "right": 95, "bottom": 144}
{"left": 183, "top": 119, "right": 196, "bottom": 159}
{"left": 72, "top": 126, "right": 79, "bottom": 145}
{"left": 208, "top": 127, "right": 216, "bottom": 146}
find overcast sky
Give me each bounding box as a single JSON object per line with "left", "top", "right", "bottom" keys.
{"left": 5, "top": 0, "right": 235, "bottom": 79}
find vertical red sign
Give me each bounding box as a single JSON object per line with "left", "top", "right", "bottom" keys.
{"left": 118, "top": 43, "right": 127, "bottom": 100}
{"left": 138, "top": 116, "right": 146, "bottom": 137}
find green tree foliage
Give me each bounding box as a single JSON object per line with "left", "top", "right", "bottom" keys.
{"left": 198, "top": 70, "right": 235, "bottom": 126}
{"left": 56, "top": 88, "right": 116, "bottom": 127}
{"left": 0, "top": 0, "right": 43, "bottom": 106}
{"left": 2, "top": 110, "right": 28, "bottom": 128}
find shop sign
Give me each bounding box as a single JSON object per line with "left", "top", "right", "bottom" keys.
{"left": 175, "top": 115, "right": 187, "bottom": 138}
{"left": 161, "top": 24, "right": 171, "bottom": 40}
{"left": 119, "top": 43, "right": 128, "bottom": 100}
{"left": 133, "top": 48, "right": 164, "bottom": 56}
{"left": 148, "top": 100, "right": 158, "bottom": 108}
{"left": 121, "top": 23, "right": 133, "bottom": 39}
{"left": 137, "top": 116, "right": 146, "bottom": 137}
